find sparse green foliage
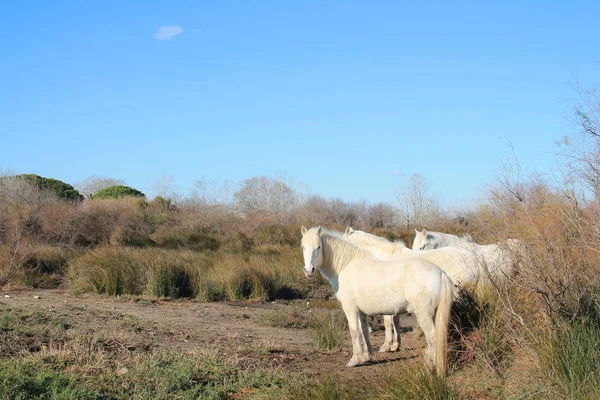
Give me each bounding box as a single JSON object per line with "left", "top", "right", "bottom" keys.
{"left": 92, "top": 185, "right": 145, "bottom": 199}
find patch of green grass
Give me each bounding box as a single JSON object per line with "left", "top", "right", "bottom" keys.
{"left": 536, "top": 321, "right": 600, "bottom": 399}
{"left": 0, "top": 308, "right": 70, "bottom": 357}
{"left": 310, "top": 312, "right": 346, "bottom": 351}
{"left": 0, "top": 360, "right": 100, "bottom": 400}
{"left": 380, "top": 362, "right": 455, "bottom": 400}
{"left": 0, "top": 348, "right": 282, "bottom": 400}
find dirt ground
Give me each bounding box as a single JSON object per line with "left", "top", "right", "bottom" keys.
{"left": 0, "top": 288, "right": 424, "bottom": 383}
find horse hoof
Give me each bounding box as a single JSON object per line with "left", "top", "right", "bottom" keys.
{"left": 390, "top": 345, "right": 399, "bottom": 352}
{"left": 346, "top": 360, "right": 358, "bottom": 367}
{"left": 378, "top": 346, "right": 390, "bottom": 353}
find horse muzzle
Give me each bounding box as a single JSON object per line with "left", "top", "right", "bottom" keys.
{"left": 304, "top": 266, "right": 315, "bottom": 278}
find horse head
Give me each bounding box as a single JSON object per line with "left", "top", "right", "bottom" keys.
{"left": 300, "top": 226, "right": 323, "bottom": 277}
{"left": 413, "top": 229, "right": 436, "bottom": 250}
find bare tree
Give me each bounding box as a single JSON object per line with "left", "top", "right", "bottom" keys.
{"left": 75, "top": 175, "right": 125, "bottom": 199}
{"left": 299, "top": 195, "right": 331, "bottom": 223}
{"left": 190, "top": 177, "right": 236, "bottom": 207}
{"left": 395, "top": 173, "right": 440, "bottom": 228}
{"left": 368, "top": 202, "right": 397, "bottom": 229}
{"left": 0, "top": 209, "right": 29, "bottom": 286}
{"left": 234, "top": 175, "right": 299, "bottom": 215}
{"left": 149, "top": 173, "right": 183, "bottom": 202}
{"left": 0, "top": 172, "right": 56, "bottom": 286}
{"left": 0, "top": 173, "right": 58, "bottom": 217}
{"left": 560, "top": 81, "right": 600, "bottom": 201}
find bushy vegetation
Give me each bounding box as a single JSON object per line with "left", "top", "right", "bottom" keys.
{"left": 93, "top": 185, "right": 146, "bottom": 199}
{"left": 67, "top": 246, "right": 307, "bottom": 301}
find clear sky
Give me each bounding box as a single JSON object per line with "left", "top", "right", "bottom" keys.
{"left": 1, "top": 1, "right": 598, "bottom": 206}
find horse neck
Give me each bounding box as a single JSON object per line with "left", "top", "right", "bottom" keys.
{"left": 321, "top": 234, "right": 370, "bottom": 277}
{"left": 349, "top": 234, "right": 408, "bottom": 258}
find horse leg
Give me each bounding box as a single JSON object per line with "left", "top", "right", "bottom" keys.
{"left": 356, "top": 312, "right": 370, "bottom": 355}
{"left": 415, "top": 310, "right": 436, "bottom": 371}
{"left": 390, "top": 314, "right": 401, "bottom": 352}
{"left": 379, "top": 315, "right": 394, "bottom": 352}
{"left": 342, "top": 306, "right": 369, "bottom": 367}
{"left": 359, "top": 312, "right": 374, "bottom": 357}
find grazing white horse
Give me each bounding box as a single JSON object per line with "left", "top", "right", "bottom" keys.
{"left": 412, "top": 229, "right": 522, "bottom": 281}
{"left": 301, "top": 226, "right": 453, "bottom": 375}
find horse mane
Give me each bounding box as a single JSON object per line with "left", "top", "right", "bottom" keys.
{"left": 321, "top": 230, "right": 373, "bottom": 274}
{"left": 346, "top": 230, "right": 408, "bottom": 256}
{"left": 392, "top": 239, "right": 408, "bottom": 248}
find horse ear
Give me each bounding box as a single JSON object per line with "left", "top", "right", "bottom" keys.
{"left": 414, "top": 228, "right": 419, "bottom": 235}
{"left": 345, "top": 227, "right": 354, "bottom": 235}
{"left": 422, "top": 229, "right": 428, "bottom": 237}
{"left": 317, "top": 226, "right": 322, "bottom": 235}
{"left": 462, "top": 233, "right": 473, "bottom": 242}
{"left": 301, "top": 226, "right": 307, "bottom": 236}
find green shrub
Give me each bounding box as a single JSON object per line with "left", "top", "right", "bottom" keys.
{"left": 92, "top": 185, "right": 145, "bottom": 199}
{"left": 14, "top": 174, "right": 83, "bottom": 201}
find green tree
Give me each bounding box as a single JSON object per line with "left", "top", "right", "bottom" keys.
{"left": 93, "top": 185, "right": 145, "bottom": 199}
{"left": 14, "top": 174, "right": 83, "bottom": 201}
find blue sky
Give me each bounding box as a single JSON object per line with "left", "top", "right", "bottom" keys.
{"left": 1, "top": 1, "right": 598, "bottom": 206}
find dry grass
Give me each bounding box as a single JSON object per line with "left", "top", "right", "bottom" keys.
{"left": 67, "top": 245, "right": 311, "bottom": 302}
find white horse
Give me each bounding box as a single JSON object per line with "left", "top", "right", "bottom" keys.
{"left": 343, "top": 227, "right": 481, "bottom": 289}
{"left": 301, "top": 226, "right": 453, "bottom": 375}
{"left": 412, "top": 229, "right": 473, "bottom": 250}
{"left": 412, "top": 229, "right": 522, "bottom": 281}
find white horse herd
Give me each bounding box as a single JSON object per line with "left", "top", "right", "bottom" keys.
{"left": 300, "top": 226, "right": 523, "bottom": 375}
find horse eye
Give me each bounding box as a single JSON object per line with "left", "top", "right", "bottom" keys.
{"left": 317, "top": 245, "right": 321, "bottom": 250}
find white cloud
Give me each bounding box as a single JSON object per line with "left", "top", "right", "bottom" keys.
{"left": 153, "top": 25, "right": 184, "bottom": 40}
{"left": 391, "top": 170, "right": 402, "bottom": 176}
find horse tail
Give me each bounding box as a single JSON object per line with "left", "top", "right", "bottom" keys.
{"left": 434, "top": 272, "right": 453, "bottom": 376}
